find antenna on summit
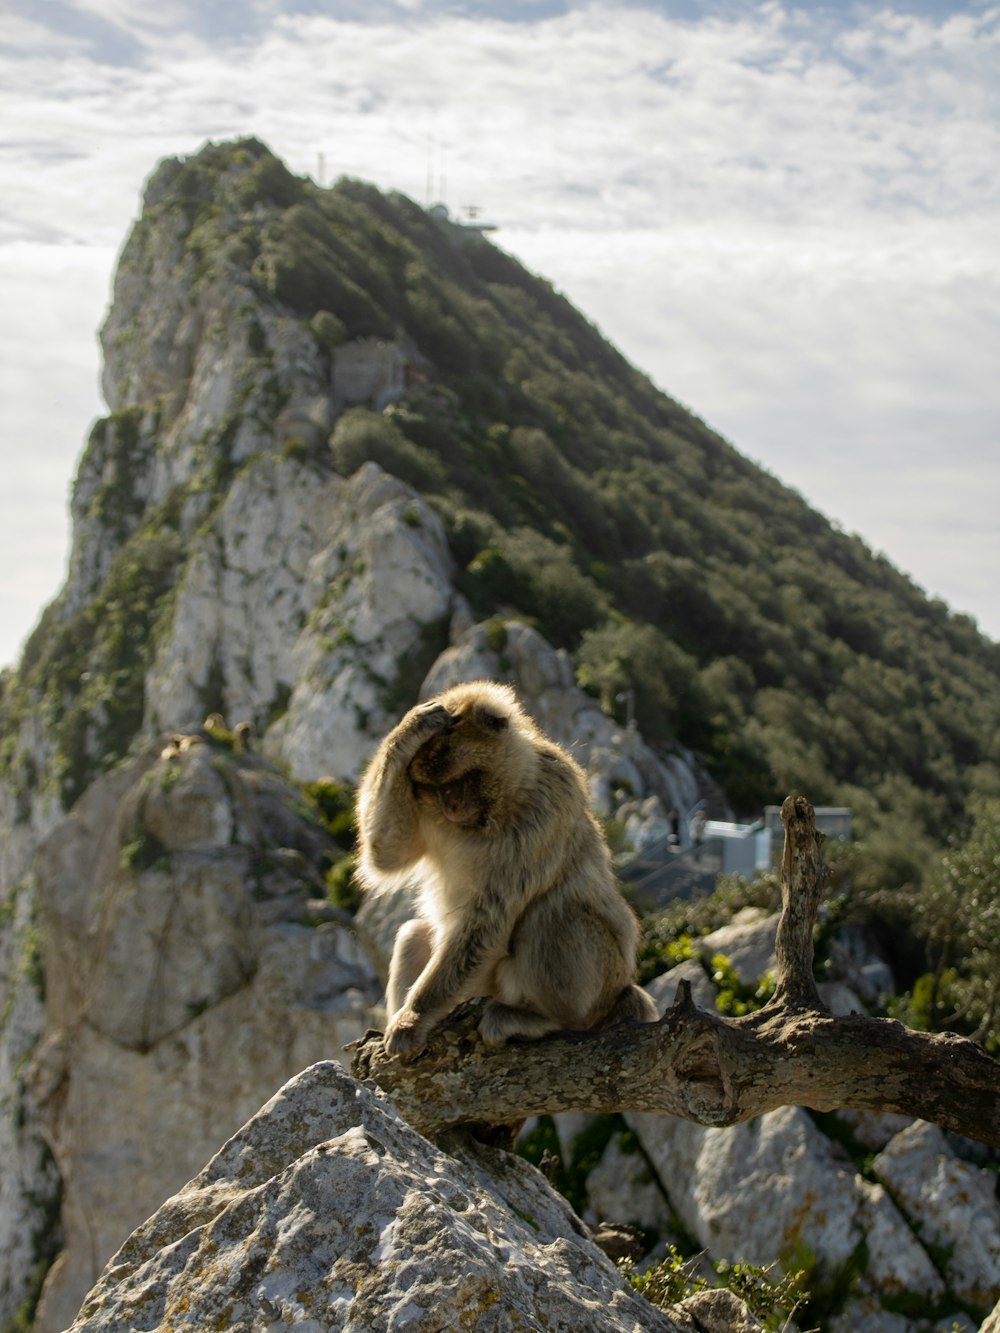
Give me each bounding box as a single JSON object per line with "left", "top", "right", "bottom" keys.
{"left": 426, "top": 138, "right": 446, "bottom": 206}
{"left": 425, "top": 138, "right": 453, "bottom": 209}
{"left": 424, "top": 140, "right": 498, "bottom": 231}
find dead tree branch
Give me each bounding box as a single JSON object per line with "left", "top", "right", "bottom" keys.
{"left": 350, "top": 796, "right": 1000, "bottom": 1147}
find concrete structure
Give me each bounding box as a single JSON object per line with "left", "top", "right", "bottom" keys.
{"left": 332, "top": 338, "right": 406, "bottom": 413}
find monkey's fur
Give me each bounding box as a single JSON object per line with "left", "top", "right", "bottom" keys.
{"left": 357, "top": 680, "right": 658, "bottom": 1059}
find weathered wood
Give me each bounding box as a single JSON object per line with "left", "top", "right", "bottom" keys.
{"left": 349, "top": 797, "right": 1000, "bottom": 1147}
{"left": 772, "top": 793, "right": 827, "bottom": 1008}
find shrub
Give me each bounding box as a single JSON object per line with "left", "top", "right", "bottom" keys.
{"left": 309, "top": 309, "right": 347, "bottom": 350}
{"left": 329, "top": 408, "right": 447, "bottom": 490}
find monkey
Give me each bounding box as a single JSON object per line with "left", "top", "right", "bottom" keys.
{"left": 356, "top": 680, "right": 658, "bottom": 1059}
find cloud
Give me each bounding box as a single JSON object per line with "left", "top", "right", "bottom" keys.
{"left": 0, "top": 0, "right": 998, "bottom": 666}
{"left": 0, "top": 241, "right": 111, "bottom": 665}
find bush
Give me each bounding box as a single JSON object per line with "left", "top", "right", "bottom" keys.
{"left": 309, "top": 309, "right": 347, "bottom": 350}
{"left": 575, "top": 619, "right": 706, "bottom": 749}
{"left": 459, "top": 529, "right": 607, "bottom": 649}
{"left": 329, "top": 408, "right": 447, "bottom": 490}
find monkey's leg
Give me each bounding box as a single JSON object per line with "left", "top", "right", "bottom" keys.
{"left": 383, "top": 919, "right": 499, "bottom": 1058}
{"left": 479, "top": 1000, "right": 560, "bottom": 1048}
{"left": 386, "top": 918, "right": 434, "bottom": 1018}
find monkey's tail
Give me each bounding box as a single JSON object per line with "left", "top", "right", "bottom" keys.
{"left": 599, "top": 983, "right": 659, "bottom": 1028}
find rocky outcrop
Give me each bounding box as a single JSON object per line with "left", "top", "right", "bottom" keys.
{"left": 27, "top": 735, "right": 381, "bottom": 1332}
{"left": 67, "top": 1061, "right": 695, "bottom": 1333}
{"left": 628, "top": 1108, "right": 946, "bottom": 1307}
{"left": 873, "top": 1121, "right": 1000, "bottom": 1310}
{"left": 144, "top": 457, "right": 457, "bottom": 782}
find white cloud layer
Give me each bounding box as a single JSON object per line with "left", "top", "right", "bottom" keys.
{"left": 1, "top": 0, "right": 998, "bottom": 668}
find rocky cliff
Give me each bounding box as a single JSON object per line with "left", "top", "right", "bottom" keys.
{"left": 0, "top": 138, "right": 997, "bottom": 1333}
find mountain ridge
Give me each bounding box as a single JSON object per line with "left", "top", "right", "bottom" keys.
{"left": 4, "top": 135, "right": 996, "bottom": 868}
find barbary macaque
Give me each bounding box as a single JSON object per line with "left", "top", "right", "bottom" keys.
{"left": 356, "top": 680, "right": 658, "bottom": 1058}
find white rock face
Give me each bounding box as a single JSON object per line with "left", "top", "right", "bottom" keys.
{"left": 67, "top": 1062, "right": 688, "bottom": 1333}
{"left": 145, "top": 460, "right": 456, "bottom": 782}
{"left": 422, "top": 618, "right": 705, "bottom": 821}
{"left": 834, "top": 1107, "right": 915, "bottom": 1151}
{"left": 873, "top": 1120, "right": 1000, "bottom": 1310}
{"left": 28, "top": 740, "right": 383, "bottom": 1333}
{"left": 0, "top": 713, "right": 63, "bottom": 900}
{"left": 267, "top": 467, "right": 456, "bottom": 781}
{"left": 628, "top": 1106, "right": 945, "bottom": 1307}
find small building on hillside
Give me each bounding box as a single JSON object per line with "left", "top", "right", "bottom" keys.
{"left": 332, "top": 338, "right": 406, "bottom": 413}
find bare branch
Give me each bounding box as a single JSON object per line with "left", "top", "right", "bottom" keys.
{"left": 349, "top": 797, "right": 1000, "bottom": 1147}
{"left": 772, "top": 794, "right": 827, "bottom": 1008}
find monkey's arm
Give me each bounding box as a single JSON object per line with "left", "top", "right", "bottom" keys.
{"left": 357, "top": 703, "right": 452, "bottom": 877}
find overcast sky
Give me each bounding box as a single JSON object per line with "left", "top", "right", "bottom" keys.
{"left": 1, "top": 0, "right": 998, "bottom": 671}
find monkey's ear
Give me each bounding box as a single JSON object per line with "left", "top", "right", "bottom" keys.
{"left": 475, "top": 707, "right": 509, "bottom": 733}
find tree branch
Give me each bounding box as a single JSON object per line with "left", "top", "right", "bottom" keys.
{"left": 349, "top": 796, "right": 1000, "bottom": 1147}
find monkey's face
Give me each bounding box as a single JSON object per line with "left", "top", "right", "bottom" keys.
{"left": 408, "top": 702, "right": 509, "bottom": 827}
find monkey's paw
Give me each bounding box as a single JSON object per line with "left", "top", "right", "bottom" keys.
{"left": 390, "top": 702, "right": 454, "bottom": 764}
{"left": 383, "top": 1010, "right": 429, "bottom": 1061}
{"left": 408, "top": 702, "right": 454, "bottom": 738}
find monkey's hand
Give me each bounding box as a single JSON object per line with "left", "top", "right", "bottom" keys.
{"left": 383, "top": 1007, "right": 432, "bottom": 1061}
{"left": 387, "top": 702, "right": 454, "bottom": 767}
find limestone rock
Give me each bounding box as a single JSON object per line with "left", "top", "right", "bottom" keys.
{"left": 834, "top": 1107, "right": 915, "bottom": 1152}
{"left": 827, "top": 1295, "right": 914, "bottom": 1332}
{"left": 817, "top": 978, "right": 869, "bottom": 1015}
{"left": 621, "top": 793, "right": 678, "bottom": 851}
{"left": 28, "top": 739, "right": 383, "bottom": 1332}
{"left": 679, "top": 1289, "right": 764, "bottom": 1332}
{"left": 0, "top": 714, "right": 68, "bottom": 1322}
{"left": 264, "top": 465, "right": 456, "bottom": 782}
{"left": 980, "top": 1299, "right": 1000, "bottom": 1333}
{"left": 68, "top": 1062, "right": 689, "bottom": 1333}
{"left": 354, "top": 874, "right": 421, "bottom": 985}
{"left": 873, "top": 1120, "right": 1000, "bottom": 1310}
{"left": 0, "top": 873, "right": 60, "bottom": 1323}
{"left": 629, "top": 1106, "right": 944, "bottom": 1306}
{"left": 145, "top": 457, "right": 456, "bottom": 785}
